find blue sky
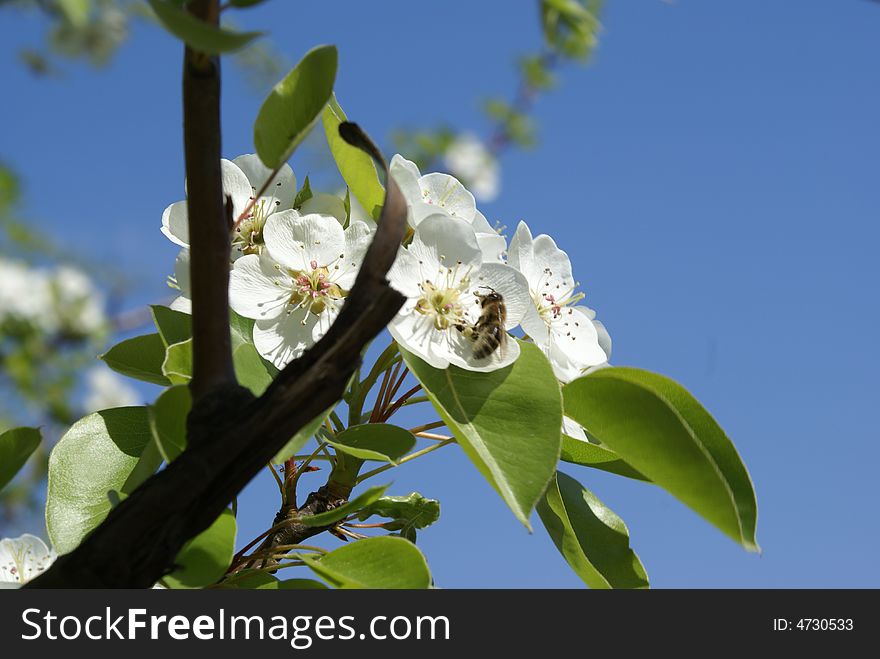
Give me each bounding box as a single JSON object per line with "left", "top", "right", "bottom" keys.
{"left": 2, "top": 0, "right": 879, "bottom": 587}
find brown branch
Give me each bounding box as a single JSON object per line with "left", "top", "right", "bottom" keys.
{"left": 26, "top": 97, "right": 406, "bottom": 592}
{"left": 184, "top": 0, "right": 236, "bottom": 403}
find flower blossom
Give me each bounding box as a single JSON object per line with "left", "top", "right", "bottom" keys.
{"left": 388, "top": 214, "right": 529, "bottom": 372}
{"left": 0, "top": 534, "right": 56, "bottom": 588}
{"left": 507, "top": 221, "right": 609, "bottom": 382}
{"left": 444, "top": 133, "right": 500, "bottom": 203}
{"left": 229, "top": 211, "right": 373, "bottom": 368}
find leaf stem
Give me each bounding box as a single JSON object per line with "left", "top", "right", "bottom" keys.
{"left": 408, "top": 420, "right": 445, "bottom": 435}
{"left": 355, "top": 438, "right": 455, "bottom": 484}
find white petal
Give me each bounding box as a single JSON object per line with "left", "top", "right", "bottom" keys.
{"left": 472, "top": 210, "right": 495, "bottom": 233}
{"left": 388, "top": 310, "right": 451, "bottom": 370}
{"left": 408, "top": 214, "right": 482, "bottom": 272}
{"left": 228, "top": 253, "right": 291, "bottom": 320}
{"left": 263, "top": 211, "right": 346, "bottom": 271}
{"left": 469, "top": 262, "right": 531, "bottom": 329}
{"left": 174, "top": 248, "right": 190, "bottom": 298}
{"left": 476, "top": 232, "right": 507, "bottom": 263}
{"left": 300, "top": 193, "right": 347, "bottom": 225}
{"left": 221, "top": 158, "right": 258, "bottom": 221}
{"left": 550, "top": 306, "right": 607, "bottom": 370}
{"left": 232, "top": 154, "right": 296, "bottom": 210}
{"left": 170, "top": 296, "right": 191, "bottom": 313}
{"left": 389, "top": 154, "right": 423, "bottom": 203}
{"left": 417, "top": 172, "right": 476, "bottom": 222}
{"left": 531, "top": 233, "right": 576, "bottom": 292}
{"left": 253, "top": 313, "right": 318, "bottom": 368}
{"left": 506, "top": 220, "right": 534, "bottom": 274}
{"left": 387, "top": 247, "right": 423, "bottom": 298}
{"left": 0, "top": 534, "right": 55, "bottom": 584}
{"left": 334, "top": 221, "right": 373, "bottom": 288}
{"left": 562, "top": 415, "right": 588, "bottom": 441}
{"left": 161, "top": 200, "right": 189, "bottom": 247}
{"left": 520, "top": 303, "right": 550, "bottom": 343}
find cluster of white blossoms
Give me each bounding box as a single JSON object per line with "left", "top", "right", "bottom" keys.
{"left": 0, "top": 257, "right": 106, "bottom": 337}
{"left": 443, "top": 133, "right": 500, "bottom": 203}
{"left": 83, "top": 366, "right": 141, "bottom": 412}
{"left": 0, "top": 534, "right": 56, "bottom": 588}
{"left": 160, "top": 153, "right": 609, "bottom": 382}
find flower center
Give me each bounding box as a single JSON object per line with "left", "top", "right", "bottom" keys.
{"left": 414, "top": 260, "right": 472, "bottom": 330}
{"left": 286, "top": 259, "right": 345, "bottom": 317}
{"left": 233, "top": 193, "right": 282, "bottom": 255}
{"left": 532, "top": 266, "right": 584, "bottom": 323}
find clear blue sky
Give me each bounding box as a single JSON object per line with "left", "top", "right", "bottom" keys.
{"left": 2, "top": 0, "right": 878, "bottom": 587}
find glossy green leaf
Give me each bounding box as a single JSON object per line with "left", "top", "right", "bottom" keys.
{"left": 229, "top": 309, "right": 255, "bottom": 348}
{"left": 401, "top": 340, "right": 562, "bottom": 528}
{"left": 233, "top": 342, "right": 274, "bottom": 395}
{"left": 149, "top": 0, "right": 263, "bottom": 55}
{"left": 325, "top": 424, "right": 415, "bottom": 463}
{"left": 273, "top": 408, "right": 332, "bottom": 464}
{"left": 162, "top": 338, "right": 193, "bottom": 385}
{"left": 254, "top": 45, "right": 338, "bottom": 168}
{"left": 357, "top": 492, "right": 440, "bottom": 536}
{"left": 538, "top": 471, "right": 649, "bottom": 589}
{"left": 0, "top": 427, "right": 41, "bottom": 492}
{"left": 164, "top": 510, "right": 237, "bottom": 589}
{"left": 47, "top": 408, "right": 155, "bottom": 554}
{"left": 300, "top": 484, "right": 389, "bottom": 528}
{"left": 561, "top": 435, "right": 649, "bottom": 482}
{"left": 564, "top": 367, "right": 759, "bottom": 551}
{"left": 298, "top": 536, "right": 431, "bottom": 589}
{"left": 148, "top": 385, "right": 190, "bottom": 463}
{"left": 151, "top": 305, "right": 192, "bottom": 346}
{"left": 101, "top": 333, "right": 171, "bottom": 386}
{"left": 322, "top": 94, "right": 385, "bottom": 220}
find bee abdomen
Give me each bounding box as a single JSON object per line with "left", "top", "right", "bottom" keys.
{"left": 472, "top": 325, "right": 504, "bottom": 359}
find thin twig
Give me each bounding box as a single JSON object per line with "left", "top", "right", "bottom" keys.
{"left": 356, "top": 438, "right": 455, "bottom": 484}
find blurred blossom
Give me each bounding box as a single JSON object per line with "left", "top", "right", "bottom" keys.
{"left": 444, "top": 134, "right": 500, "bottom": 203}
{"left": 83, "top": 366, "right": 141, "bottom": 413}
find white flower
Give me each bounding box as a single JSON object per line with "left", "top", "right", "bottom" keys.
{"left": 389, "top": 154, "right": 506, "bottom": 261}
{"left": 0, "top": 534, "right": 56, "bottom": 587}
{"left": 169, "top": 249, "right": 192, "bottom": 313}
{"left": 161, "top": 154, "right": 296, "bottom": 257}
{"left": 508, "top": 221, "right": 608, "bottom": 383}
{"left": 388, "top": 214, "right": 530, "bottom": 372}
{"left": 229, "top": 211, "right": 373, "bottom": 368}
{"left": 51, "top": 265, "right": 107, "bottom": 336}
{"left": 444, "top": 133, "right": 500, "bottom": 202}
{"left": 84, "top": 366, "right": 141, "bottom": 412}
{"left": 0, "top": 258, "right": 54, "bottom": 331}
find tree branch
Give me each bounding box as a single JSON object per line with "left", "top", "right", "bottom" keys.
{"left": 26, "top": 12, "right": 408, "bottom": 587}
{"left": 183, "top": 0, "right": 236, "bottom": 403}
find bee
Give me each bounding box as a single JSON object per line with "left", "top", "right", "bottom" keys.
{"left": 458, "top": 288, "right": 507, "bottom": 359}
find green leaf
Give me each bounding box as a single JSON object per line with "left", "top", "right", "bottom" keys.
{"left": 161, "top": 339, "right": 193, "bottom": 385}
{"left": 148, "top": 385, "right": 190, "bottom": 463}
{"left": 298, "top": 536, "right": 431, "bottom": 589}
{"left": 151, "top": 305, "right": 192, "bottom": 346}
{"left": 561, "top": 434, "right": 649, "bottom": 482}
{"left": 357, "top": 492, "right": 441, "bottom": 537}
{"left": 322, "top": 94, "right": 385, "bottom": 220}
{"left": 254, "top": 45, "right": 338, "bottom": 168}
{"left": 220, "top": 571, "right": 327, "bottom": 589}
{"left": 0, "top": 427, "right": 41, "bottom": 492}
{"left": 148, "top": 0, "right": 263, "bottom": 55}
{"left": 300, "top": 484, "right": 390, "bottom": 528}
{"left": 229, "top": 309, "right": 255, "bottom": 348}
{"left": 164, "top": 510, "right": 236, "bottom": 589}
{"left": 564, "top": 367, "right": 759, "bottom": 551}
{"left": 47, "top": 408, "right": 154, "bottom": 554}
{"left": 325, "top": 424, "right": 415, "bottom": 463}
{"left": 273, "top": 409, "right": 332, "bottom": 464}
{"left": 401, "top": 340, "right": 562, "bottom": 528}
{"left": 101, "top": 334, "right": 171, "bottom": 386}
{"left": 538, "top": 471, "right": 649, "bottom": 589}
{"left": 293, "top": 175, "right": 313, "bottom": 208}
{"left": 233, "top": 343, "right": 274, "bottom": 395}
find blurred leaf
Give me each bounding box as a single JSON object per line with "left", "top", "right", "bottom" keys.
{"left": 538, "top": 471, "right": 649, "bottom": 589}
{"left": 401, "top": 340, "right": 562, "bottom": 528}
{"left": 148, "top": 0, "right": 262, "bottom": 55}
{"left": 47, "top": 407, "right": 154, "bottom": 554}
{"left": 300, "top": 484, "right": 390, "bottom": 528}
{"left": 101, "top": 333, "right": 172, "bottom": 386}
{"left": 254, "top": 44, "right": 338, "bottom": 168}
{"left": 165, "top": 509, "right": 236, "bottom": 588}
{"left": 232, "top": 342, "right": 274, "bottom": 395}
{"left": 0, "top": 427, "right": 41, "bottom": 492}
{"left": 56, "top": 0, "right": 91, "bottom": 28}
{"left": 560, "top": 434, "right": 649, "bottom": 481}
{"left": 148, "top": 385, "right": 190, "bottom": 463}
{"left": 325, "top": 424, "right": 415, "bottom": 464}
{"left": 322, "top": 94, "right": 385, "bottom": 219}
{"left": 564, "top": 367, "right": 759, "bottom": 551}
{"left": 298, "top": 536, "right": 431, "bottom": 589}
{"left": 540, "top": 0, "right": 603, "bottom": 60}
